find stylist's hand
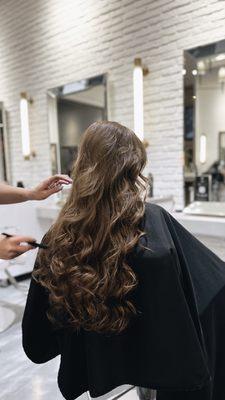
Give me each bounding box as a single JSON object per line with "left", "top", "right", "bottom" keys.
{"left": 27, "top": 175, "right": 72, "bottom": 200}
{"left": 0, "top": 235, "right": 36, "bottom": 260}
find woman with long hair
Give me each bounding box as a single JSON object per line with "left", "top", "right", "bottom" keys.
{"left": 23, "top": 121, "right": 225, "bottom": 400}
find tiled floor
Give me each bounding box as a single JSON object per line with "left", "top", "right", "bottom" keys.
{"left": 0, "top": 282, "right": 138, "bottom": 400}
{"left": 0, "top": 282, "right": 65, "bottom": 399}
{"left": 196, "top": 234, "right": 225, "bottom": 261}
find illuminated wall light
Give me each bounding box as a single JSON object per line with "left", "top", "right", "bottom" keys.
{"left": 133, "top": 57, "right": 149, "bottom": 145}
{"left": 197, "top": 60, "right": 206, "bottom": 76}
{"left": 20, "top": 93, "right": 35, "bottom": 160}
{"left": 20, "top": 92, "right": 31, "bottom": 160}
{"left": 218, "top": 66, "right": 225, "bottom": 91}
{"left": 133, "top": 58, "right": 144, "bottom": 141}
{"left": 200, "top": 134, "right": 207, "bottom": 164}
{"left": 192, "top": 69, "right": 198, "bottom": 76}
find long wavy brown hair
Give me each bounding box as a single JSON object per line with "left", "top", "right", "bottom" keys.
{"left": 34, "top": 121, "right": 149, "bottom": 334}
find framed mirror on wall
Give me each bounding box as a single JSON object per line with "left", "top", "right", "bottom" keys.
{"left": 0, "top": 102, "right": 10, "bottom": 183}
{"left": 219, "top": 131, "right": 225, "bottom": 162}
{"left": 183, "top": 39, "right": 225, "bottom": 212}
{"left": 47, "top": 74, "right": 107, "bottom": 176}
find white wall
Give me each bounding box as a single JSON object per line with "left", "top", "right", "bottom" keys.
{"left": 1, "top": 0, "right": 225, "bottom": 209}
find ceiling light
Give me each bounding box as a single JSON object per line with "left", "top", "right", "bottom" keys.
{"left": 215, "top": 54, "right": 225, "bottom": 62}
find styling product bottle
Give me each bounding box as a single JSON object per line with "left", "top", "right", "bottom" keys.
{"left": 194, "top": 175, "right": 212, "bottom": 201}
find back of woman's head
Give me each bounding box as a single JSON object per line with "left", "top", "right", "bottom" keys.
{"left": 35, "top": 121, "right": 148, "bottom": 334}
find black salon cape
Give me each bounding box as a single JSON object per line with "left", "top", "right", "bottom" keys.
{"left": 22, "top": 202, "right": 225, "bottom": 400}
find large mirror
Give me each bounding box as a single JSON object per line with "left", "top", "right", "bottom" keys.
{"left": 47, "top": 74, "right": 107, "bottom": 176}
{"left": 0, "top": 102, "right": 10, "bottom": 183}
{"left": 184, "top": 39, "right": 225, "bottom": 209}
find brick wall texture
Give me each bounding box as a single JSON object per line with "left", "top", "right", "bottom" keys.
{"left": 1, "top": 0, "right": 225, "bottom": 208}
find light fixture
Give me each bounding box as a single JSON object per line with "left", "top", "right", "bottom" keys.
{"left": 218, "top": 66, "right": 225, "bottom": 91}
{"left": 197, "top": 60, "right": 206, "bottom": 76}
{"left": 215, "top": 53, "right": 225, "bottom": 62}
{"left": 182, "top": 68, "right": 187, "bottom": 76}
{"left": 200, "top": 134, "right": 207, "bottom": 164}
{"left": 133, "top": 58, "right": 149, "bottom": 143}
{"left": 192, "top": 69, "right": 198, "bottom": 76}
{"left": 20, "top": 92, "right": 34, "bottom": 160}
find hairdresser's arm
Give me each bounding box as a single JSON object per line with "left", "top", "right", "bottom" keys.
{"left": 0, "top": 175, "right": 72, "bottom": 204}
{"left": 0, "top": 234, "right": 36, "bottom": 260}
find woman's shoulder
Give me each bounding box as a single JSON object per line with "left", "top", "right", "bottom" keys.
{"left": 137, "top": 202, "right": 171, "bottom": 251}
{"left": 143, "top": 201, "right": 168, "bottom": 221}
{"left": 144, "top": 201, "right": 165, "bottom": 212}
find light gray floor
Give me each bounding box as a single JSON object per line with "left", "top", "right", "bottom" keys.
{"left": 0, "top": 282, "right": 137, "bottom": 400}
{"left": 196, "top": 234, "right": 225, "bottom": 261}
{"left": 0, "top": 282, "right": 67, "bottom": 400}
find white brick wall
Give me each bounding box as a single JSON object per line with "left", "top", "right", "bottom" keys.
{"left": 0, "top": 0, "right": 225, "bottom": 209}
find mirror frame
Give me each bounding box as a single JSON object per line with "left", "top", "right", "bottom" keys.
{"left": 47, "top": 73, "right": 108, "bottom": 175}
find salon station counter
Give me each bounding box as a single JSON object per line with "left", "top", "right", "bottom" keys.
{"left": 36, "top": 196, "right": 225, "bottom": 261}
{"left": 1, "top": 196, "right": 225, "bottom": 284}
{"left": 35, "top": 195, "right": 175, "bottom": 221}
{"left": 35, "top": 197, "right": 225, "bottom": 237}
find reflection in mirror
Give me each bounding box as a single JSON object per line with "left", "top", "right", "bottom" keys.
{"left": 184, "top": 39, "right": 225, "bottom": 208}
{"left": 47, "top": 74, "right": 107, "bottom": 176}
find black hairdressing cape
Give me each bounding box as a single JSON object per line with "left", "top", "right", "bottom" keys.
{"left": 22, "top": 202, "right": 225, "bottom": 400}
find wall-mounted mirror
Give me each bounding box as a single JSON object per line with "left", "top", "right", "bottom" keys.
{"left": 47, "top": 74, "right": 107, "bottom": 176}
{"left": 0, "top": 102, "right": 10, "bottom": 182}
{"left": 183, "top": 39, "right": 225, "bottom": 208}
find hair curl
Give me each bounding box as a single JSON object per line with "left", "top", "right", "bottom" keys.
{"left": 34, "top": 121, "right": 149, "bottom": 334}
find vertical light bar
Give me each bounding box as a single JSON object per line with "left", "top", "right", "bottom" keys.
{"left": 200, "top": 134, "right": 206, "bottom": 164}
{"left": 133, "top": 58, "right": 144, "bottom": 141}
{"left": 20, "top": 92, "right": 30, "bottom": 160}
